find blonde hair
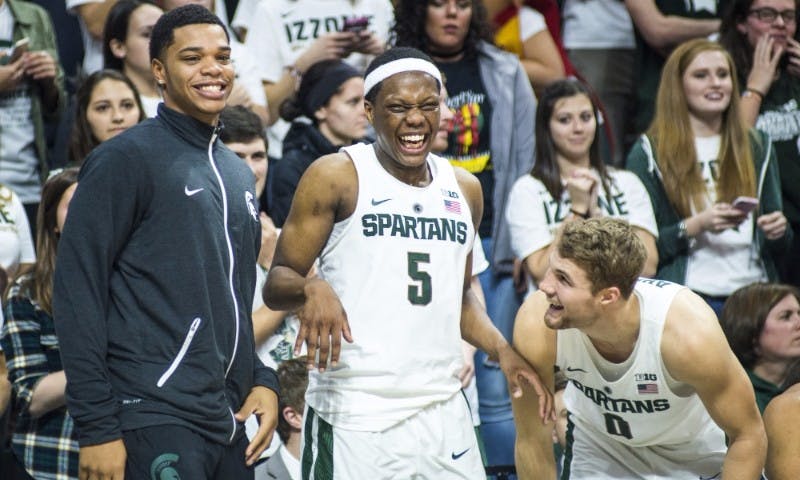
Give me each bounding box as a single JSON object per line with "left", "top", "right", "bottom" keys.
{"left": 647, "top": 39, "right": 756, "bottom": 218}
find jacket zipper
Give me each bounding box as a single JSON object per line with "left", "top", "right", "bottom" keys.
{"left": 157, "top": 317, "right": 201, "bottom": 387}
{"left": 207, "top": 128, "right": 242, "bottom": 443}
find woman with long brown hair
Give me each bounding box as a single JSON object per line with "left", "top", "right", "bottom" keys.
{"left": 0, "top": 169, "right": 80, "bottom": 479}
{"left": 626, "top": 39, "right": 790, "bottom": 314}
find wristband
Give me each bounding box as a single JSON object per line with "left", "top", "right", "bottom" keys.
{"left": 744, "top": 87, "right": 765, "bottom": 100}
{"left": 570, "top": 208, "right": 590, "bottom": 219}
{"left": 285, "top": 65, "right": 303, "bottom": 91}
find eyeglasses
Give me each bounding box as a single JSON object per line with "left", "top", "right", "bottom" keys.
{"left": 749, "top": 7, "right": 797, "bottom": 24}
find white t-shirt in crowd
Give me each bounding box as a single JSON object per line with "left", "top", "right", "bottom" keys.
{"left": 685, "top": 135, "right": 766, "bottom": 296}
{"left": 562, "top": 0, "right": 635, "bottom": 49}
{"left": 506, "top": 168, "right": 658, "bottom": 263}
{"left": 242, "top": 0, "right": 393, "bottom": 157}
{"left": 519, "top": 6, "right": 547, "bottom": 41}
{"left": 0, "top": 185, "right": 35, "bottom": 277}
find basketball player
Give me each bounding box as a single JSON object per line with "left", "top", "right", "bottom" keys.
{"left": 511, "top": 217, "right": 767, "bottom": 479}
{"left": 264, "top": 47, "right": 552, "bottom": 479}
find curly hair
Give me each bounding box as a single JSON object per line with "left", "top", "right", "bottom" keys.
{"left": 391, "top": 0, "right": 494, "bottom": 60}
{"left": 557, "top": 218, "right": 646, "bottom": 299}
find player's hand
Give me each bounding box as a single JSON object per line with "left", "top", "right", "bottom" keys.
{"left": 497, "top": 342, "right": 555, "bottom": 424}
{"left": 747, "top": 35, "right": 781, "bottom": 93}
{"left": 79, "top": 438, "right": 127, "bottom": 480}
{"left": 235, "top": 386, "right": 278, "bottom": 466}
{"left": 458, "top": 341, "right": 477, "bottom": 388}
{"left": 294, "top": 32, "right": 357, "bottom": 73}
{"left": 0, "top": 53, "right": 24, "bottom": 92}
{"left": 757, "top": 210, "right": 788, "bottom": 240}
{"left": 295, "top": 277, "right": 353, "bottom": 371}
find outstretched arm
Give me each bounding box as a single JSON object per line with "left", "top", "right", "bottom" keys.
{"left": 511, "top": 292, "right": 558, "bottom": 480}
{"left": 456, "top": 168, "right": 553, "bottom": 422}
{"left": 625, "top": 0, "right": 720, "bottom": 53}
{"left": 264, "top": 153, "right": 356, "bottom": 371}
{"left": 663, "top": 290, "right": 767, "bottom": 479}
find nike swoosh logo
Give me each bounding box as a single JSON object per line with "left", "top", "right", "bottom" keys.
{"left": 699, "top": 474, "right": 721, "bottom": 480}
{"left": 371, "top": 198, "right": 391, "bottom": 206}
{"left": 451, "top": 448, "right": 469, "bottom": 460}
{"left": 566, "top": 367, "right": 587, "bottom": 373}
{"left": 185, "top": 186, "right": 204, "bottom": 196}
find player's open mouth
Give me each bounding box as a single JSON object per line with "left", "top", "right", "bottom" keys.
{"left": 398, "top": 133, "right": 428, "bottom": 153}
{"left": 548, "top": 303, "right": 564, "bottom": 313}
{"left": 194, "top": 82, "right": 227, "bottom": 99}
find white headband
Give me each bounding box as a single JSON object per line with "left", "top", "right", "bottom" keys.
{"left": 364, "top": 58, "right": 442, "bottom": 96}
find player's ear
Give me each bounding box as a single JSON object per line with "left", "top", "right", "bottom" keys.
{"left": 597, "top": 286, "right": 620, "bottom": 306}
{"left": 364, "top": 100, "right": 374, "bottom": 124}
{"left": 152, "top": 58, "right": 166, "bottom": 87}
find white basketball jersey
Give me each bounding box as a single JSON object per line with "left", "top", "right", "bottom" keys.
{"left": 556, "top": 279, "right": 727, "bottom": 450}
{"left": 305, "top": 143, "right": 475, "bottom": 431}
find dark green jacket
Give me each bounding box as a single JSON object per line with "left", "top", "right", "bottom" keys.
{"left": 626, "top": 130, "right": 792, "bottom": 285}
{"left": 4, "top": 0, "right": 65, "bottom": 181}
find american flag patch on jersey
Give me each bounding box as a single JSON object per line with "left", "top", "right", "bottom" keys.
{"left": 637, "top": 383, "right": 659, "bottom": 394}
{"left": 444, "top": 200, "right": 461, "bottom": 214}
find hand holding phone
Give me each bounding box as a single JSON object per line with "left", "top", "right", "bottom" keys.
{"left": 732, "top": 196, "right": 759, "bottom": 214}
{"left": 342, "top": 16, "right": 370, "bottom": 34}
{"left": 8, "top": 38, "right": 29, "bottom": 64}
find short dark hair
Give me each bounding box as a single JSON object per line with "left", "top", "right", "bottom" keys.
{"left": 69, "top": 70, "right": 146, "bottom": 165}
{"left": 219, "top": 105, "right": 267, "bottom": 148}
{"left": 364, "top": 46, "right": 440, "bottom": 103}
{"left": 279, "top": 59, "right": 360, "bottom": 123}
{"left": 276, "top": 357, "right": 308, "bottom": 444}
{"left": 104, "top": 0, "right": 159, "bottom": 71}
{"left": 149, "top": 3, "right": 228, "bottom": 63}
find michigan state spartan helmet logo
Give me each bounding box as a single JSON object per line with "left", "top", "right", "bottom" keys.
{"left": 150, "top": 453, "right": 180, "bottom": 480}
{"left": 245, "top": 191, "right": 259, "bottom": 222}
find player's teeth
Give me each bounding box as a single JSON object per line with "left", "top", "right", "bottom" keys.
{"left": 200, "top": 85, "right": 221, "bottom": 91}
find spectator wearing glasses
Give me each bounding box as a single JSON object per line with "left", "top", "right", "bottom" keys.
{"left": 720, "top": 0, "right": 800, "bottom": 288}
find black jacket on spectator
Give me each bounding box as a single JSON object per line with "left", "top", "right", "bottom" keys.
{"left": 270, "top": 121, "right": 343, "bottom": 227}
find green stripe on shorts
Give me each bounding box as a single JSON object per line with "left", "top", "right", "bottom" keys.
{"left": 561, "top": 413, "right": 576, "bottom": 479}
{"left": 302, "top": 407, "right": 334, "bottom": 480}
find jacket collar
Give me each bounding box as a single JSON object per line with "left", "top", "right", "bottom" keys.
{"left": 6, "top": 0, "right": 34, "bottom": 27}
{"left": 156, "top": 103, "right": 221, "bottom": 149}
{"left": 284, "top": 120, "right": 339, "bottom": 154}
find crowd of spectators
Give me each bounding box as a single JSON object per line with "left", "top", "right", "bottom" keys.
{"left": 1, "top": 0, "right": 799, "bottom": 479}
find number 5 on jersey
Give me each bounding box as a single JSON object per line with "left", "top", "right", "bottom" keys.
{"left": 407, "top": 252, "right": 431, "bottom": 305}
